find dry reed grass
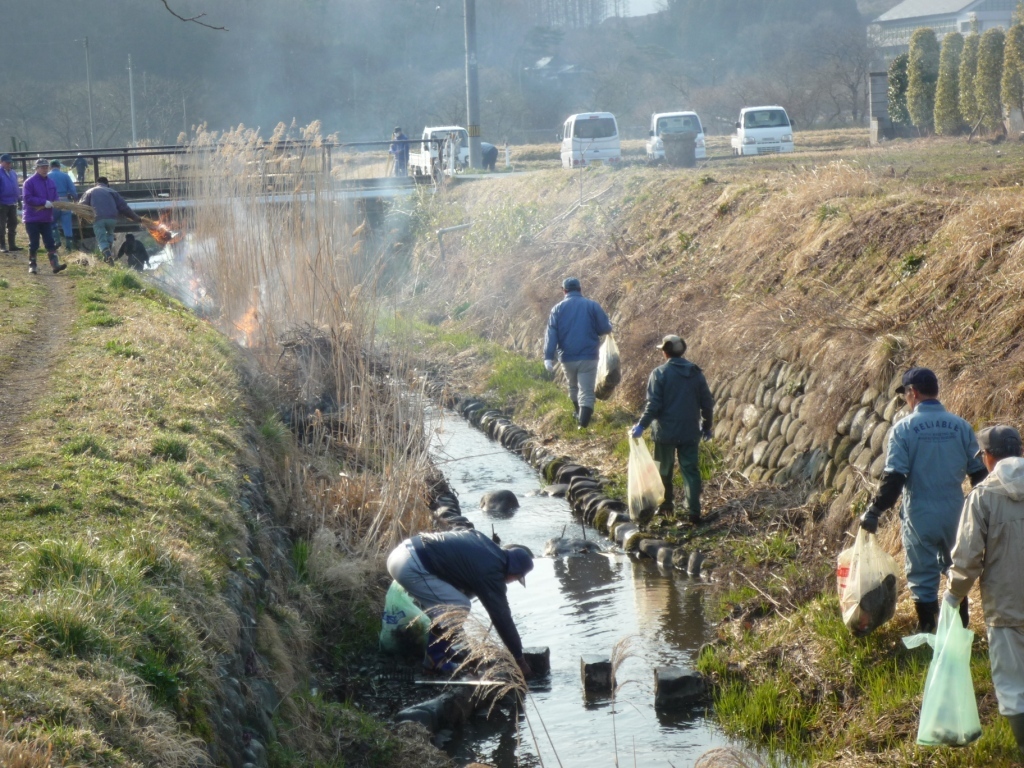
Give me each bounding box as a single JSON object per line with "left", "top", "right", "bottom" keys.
{"left": 178, "top": 121, "right": 433, "bottom": 556}
{"left": 51, "top": 200, "right": 97, "bottom": 222}
{"left": 693, "top": 747, "right": 767, "bottom": 768}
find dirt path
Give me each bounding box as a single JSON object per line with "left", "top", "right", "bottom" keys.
{"left": 0, "top": 266, "right": 75, "bottom": 464}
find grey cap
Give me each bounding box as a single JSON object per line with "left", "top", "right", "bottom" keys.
{"left": 657, "top": 334, "right": 686, "bottom": 354}
{"left": 562, "top": 277, "right": 581, "bottom": 292}
{"left": 34, "top": 158, "right": 49, "bottom": 167}
{"left": 976, "top": 425, "right": 1023, "bottom": 458}
{"left": 504, "top": 545, "right": 534, "bottom": 586}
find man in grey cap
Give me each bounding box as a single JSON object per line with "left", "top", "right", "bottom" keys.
{"left": 543, "top": 277, "right": 612, "bottom": 428}
{"left": 860, "top": 367, "right": 987, "bottom": 633}
{"left": 946, "top": 425, "right": 1024, "bottom": 757}
{"left": 630, "top": 335, "right": 713, "bottom": 524}
{"left": 387, "top": 528, "right": 534, "bottom": 677}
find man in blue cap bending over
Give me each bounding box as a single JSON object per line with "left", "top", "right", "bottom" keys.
{"left": 387, "top": 528, "right": 534, "bottom": 676}
{"left": 543, "top": 276, "right": 612, "bottom": 428}
{"left": 860, "top": 367, "right": 987, "bottom": 633}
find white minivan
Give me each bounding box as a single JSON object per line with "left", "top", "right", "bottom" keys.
{"left": 646, "top": 111, "right": 706, "bottom": 161}
{"left": 730, "top": 106, "right": 794, "bottom": 156}
{"left": 560, "top": 112, "right": 621, "bottom": 168}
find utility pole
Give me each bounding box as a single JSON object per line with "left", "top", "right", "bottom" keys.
{"left": 128, "top": 55, "right": 138, "bottom": 146}
{"left": 464, "top": 0, "right": 482, "bottom": 169}
{"left": 182, "top": 95, "right": 187, "bottom": 138}
{"left": 77, "top": 37, "right": 96, "bottom": 148}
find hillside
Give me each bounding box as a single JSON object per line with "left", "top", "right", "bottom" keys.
{"left": 398, "top": 133, "right": 1024, "bottom": 765}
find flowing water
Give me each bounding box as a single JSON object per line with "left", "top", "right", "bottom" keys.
{"left": 426, "top": 406, "right": 739, "bottom": 768}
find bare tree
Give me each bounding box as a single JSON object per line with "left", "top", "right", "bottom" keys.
{"left": 159, "top": 0, "right": 226, "bottom": 30}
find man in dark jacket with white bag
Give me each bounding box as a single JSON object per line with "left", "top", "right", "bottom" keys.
{"left": 630, "top": 335, "right": 713, "bottom": 524}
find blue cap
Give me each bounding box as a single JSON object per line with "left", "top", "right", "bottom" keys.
{"left": 562, "top": 277, "right": 581, "bottom": 292}
{"left": 896, "top": 367, "right": 938, "bottom": 395}
{"left": 0, "top": 154, "right": 11, "bottom": 162}
{"left": 504, "top": 545, "right": 534, "bottom": 586}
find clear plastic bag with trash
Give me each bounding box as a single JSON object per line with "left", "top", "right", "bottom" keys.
{"left": 594, "top": 335, "right": 621, "bottom": 400}
{"left": 910, "top": 599, "right": 982, "bottom": 747}
{"left": 379, "top": 580, "right": 430, "bottom": 654}
{"left": 627, "top": 436, "right": 665, "bottom": 524}
{"left": 836, "top": 528, "right": 898, "bottom": 636}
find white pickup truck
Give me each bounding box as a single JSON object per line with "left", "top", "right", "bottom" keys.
{"left": 408, "top": 126, "right": 471, "bottom": 177}
{"left": 646, "top": 111, "right": 706, "bottom": 161}
{"left": 730, "top": 106, "right": 794, "bottom": 156}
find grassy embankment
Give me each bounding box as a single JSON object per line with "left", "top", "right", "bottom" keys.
{"left": 0, "top": 128, "right": 448, "bottom": 767}
{"left": 394, "top": 132, "right": 1024, "bottom": 766}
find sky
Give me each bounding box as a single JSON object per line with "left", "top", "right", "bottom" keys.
{"left": 629, "top": 0, "right": 663, "bottom": 15}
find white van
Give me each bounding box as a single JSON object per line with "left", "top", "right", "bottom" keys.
{"left": 560, "top": 112, "right": 621, "bottom": 168}
{"left": 730, "top": 106, "right": 794, "bottom": 156}
{"left": 646, "top": 112, "right": 706, "bottom": 161}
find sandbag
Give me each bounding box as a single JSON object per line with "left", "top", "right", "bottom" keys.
{"left": 627, "top": 437, "right": 664, "bottom": 523}
{"left": 594, "top": 335, "right": 621, "bottom": 400}
{"left": 837, "top": 529, "right": 898, "bottom": 636}
{"left": 916, "top": 600, "right": 982, "bottom": 746}
{"left": 379, "top": 580, "right": 430, "bottom": 653}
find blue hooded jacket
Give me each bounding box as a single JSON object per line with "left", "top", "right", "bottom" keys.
{"left": 544, "top": 290, "right": 612, "bottom": 362}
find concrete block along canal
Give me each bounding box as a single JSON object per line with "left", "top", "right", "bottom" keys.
{"left": 424, "top": 404, "right": 742, "bottom": 767}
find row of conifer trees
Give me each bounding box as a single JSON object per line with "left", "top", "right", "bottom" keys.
{"left": 887, "top": 15, "right": 1024, "bottom": 136}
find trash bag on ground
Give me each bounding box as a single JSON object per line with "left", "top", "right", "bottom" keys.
{"left": 594, "top": 335, "right": 621, "bottom": 401}
{"left": 379, "top": 580, "right": 430, "bottom": 654}
{"left": 836, "top": 528, "right": 898, "bottom": 636}
{"left": 627, "top": 437, "right": 665, "bottom": 523}
{"left": 916, "top": 599, "right": 982, "bottom": 746}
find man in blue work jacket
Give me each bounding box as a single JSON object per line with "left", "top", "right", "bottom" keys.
{"left": 543, "top": 277, "right": 612, "bottom": 428}
{"left": 860, "top": 367, "right": 987, "bottom": 633}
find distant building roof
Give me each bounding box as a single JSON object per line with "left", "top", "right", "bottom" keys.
{"left": 874, "top": 0, "right": 974, "bottom": 23}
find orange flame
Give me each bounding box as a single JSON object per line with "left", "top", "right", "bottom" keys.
{"left": 141, "top": 214, "right": 183, "bottom": 245}
{"left": 232, "top": 305, "right": 260, "bottom": 347}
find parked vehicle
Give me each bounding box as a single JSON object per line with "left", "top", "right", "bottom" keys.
{"left": 730, "top": 106, "right": 794, "bottom": 156}
{"left": 646, "top": 112, "right": 706, "bottom": 161}
{"left": 560, "top": 112, "right": 621, "bottom": 168}
{"left": 408, "top": 126, "right": 471, "bottom": 177}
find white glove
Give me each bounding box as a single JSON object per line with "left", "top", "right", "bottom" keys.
{"left": 544, "top": 360, "right": 555, "bottom": 373}
{"left": 942, "top": 590, "right": 960, "bottom": 607}
{"left": 44, "top": 200, "right": 53, "bottom": 208}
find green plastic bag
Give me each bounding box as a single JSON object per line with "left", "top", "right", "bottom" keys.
{"left": 916, "top": 599, "right": 982, "bottom": 746}
{"left": 379, "top": 580, "right": 430, "bottom": 654}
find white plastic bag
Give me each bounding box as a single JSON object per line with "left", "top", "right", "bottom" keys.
{"left": 627, "top": 437, "right": 664, "bottom": 523}
{"left": 836, "top": 528, "right": 898, "bottom": 636}
{"left": 594, "top": 335, "right": 621, "bottom": 401}
{"left": 379, "top": 580, "right": 430, "bottom": 653}
{"left": 916, "top": 599, "right": 981, "bottom": 746}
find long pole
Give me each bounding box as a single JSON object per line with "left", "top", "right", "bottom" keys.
{"left": 82, "top": 37, "right": 95, "bottom": 147}
{"left": 128, "top": 55, "right": 137, "bottom": 146}
{"left": 464, "top": 0, "right": 481, "bottom": 169}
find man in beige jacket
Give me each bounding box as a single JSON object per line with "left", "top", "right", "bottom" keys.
{"left": 946, "top": 425, "right": 1024, "bottom": 756}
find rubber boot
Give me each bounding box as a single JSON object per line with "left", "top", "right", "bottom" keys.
{"left": 914, "top": 600, "right": 939, "bottom": 634}
{"left": 959, "top": 597, "right": 969, "bottom": 629}
{"left": 1006, "top": 713, "right": 1024, "bottom": 757}
{"left": 28, "top": 256, "right": 37, "bottom": 275}
{"left": 49, "top": 253, "right": 66, "bottom": 274}
{"left": 423, "top": 633, "right": 458, "bottom": 675}
{"left": 577, "top": 406, "right": 593, "bottom": 429}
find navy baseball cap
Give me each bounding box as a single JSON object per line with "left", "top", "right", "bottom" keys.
{"left": 504, "top": 545, "right": 534, "bottom": 586}
{"left": 0, "top": 154, "right": 11, "bottom": 162}
{"left": 895, "top": 367, "right": 938, "bottom": 395}
{"left": 562, "top": 277, "right": 581, "bottom": 292}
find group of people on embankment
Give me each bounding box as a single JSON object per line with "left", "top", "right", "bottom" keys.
{"left": 0, "top": 153, "right": 146, "bottom": 274}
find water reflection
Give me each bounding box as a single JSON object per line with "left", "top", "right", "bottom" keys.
{"left": 426, "top": 407, "right": 738, "bottom": 767}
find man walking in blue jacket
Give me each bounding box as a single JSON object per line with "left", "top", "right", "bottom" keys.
{"left": 0, "top": 153, "right": 20, "bottom": 253}
{"left": 631, "top": 335, "right": 714, "bottom": 524}
{"left": 860, "top": 367, "right": 987, "bottom": 633}
{"left": 48, "top": 160, "right": 78, "bottom": 251}
{"left": 544, "top": 277, "right": 612, "bottom": 428}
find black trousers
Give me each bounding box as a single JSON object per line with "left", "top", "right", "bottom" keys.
{"left": 0, "top": 203, "right": 17, "bottom": 249}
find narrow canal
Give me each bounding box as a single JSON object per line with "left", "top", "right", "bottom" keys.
{"left": 426, "top": 405, "right": 738, "bottom": 767}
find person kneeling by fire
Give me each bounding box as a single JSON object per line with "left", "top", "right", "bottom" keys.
{"left": 387, "top": 529, "right": 534, "bottom": 677}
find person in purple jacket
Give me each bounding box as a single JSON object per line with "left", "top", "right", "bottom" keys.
{"left": 22, "top": 159, "right": 67, "bottom": 275}
{"left": 0, "top": 153, "right": 21, "bottom": 253}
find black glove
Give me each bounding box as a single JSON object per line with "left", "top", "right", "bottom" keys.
{"left": 859, "top": 506, "right": 880, "bottom": 534}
